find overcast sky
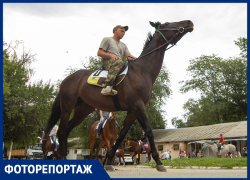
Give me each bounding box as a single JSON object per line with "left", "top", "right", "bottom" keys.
{"left": 3, "top": 3, "right": 247, "bottom": 128}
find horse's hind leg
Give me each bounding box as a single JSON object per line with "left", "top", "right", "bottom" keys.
{"left": 59, "top": 101, "right": 94, "bottom": 159}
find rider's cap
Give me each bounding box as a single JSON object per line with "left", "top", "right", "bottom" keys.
{"left": 220, "top": 133, "right": 223, "bottom": 135}
{"left": 113, "top": 25, "right": 128, "bottom": 33}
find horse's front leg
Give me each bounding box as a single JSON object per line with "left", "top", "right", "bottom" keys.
{"left": 118, "top": 157, "right": 121, "bottom": 166}
{"left": 133, "top": 103, "right": 166, "bottom": 172}
{"left": 105, "top": 112, "right": 136, "bottom": 170}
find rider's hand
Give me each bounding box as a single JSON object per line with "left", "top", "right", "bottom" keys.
{"left": 128, "top": 56, "right": 136, "bottom": 61}
{"left": 110, "top": 54, "right": 120, "bottom": 61}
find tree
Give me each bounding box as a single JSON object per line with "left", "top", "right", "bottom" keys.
{"left": 178, "top": 38, "right": 247, "bottom": 127}
{"left": 3, "top": 41, "right": 56, "bottom": 150}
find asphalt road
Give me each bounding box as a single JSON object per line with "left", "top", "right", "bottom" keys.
{"left": 106, "top": 165, "right": 247, "bottom": 178}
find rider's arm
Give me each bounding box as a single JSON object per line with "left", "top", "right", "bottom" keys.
{"left": 100, "top": 110, "right": 103, "bottom": 117}
{"left": 125, "top": 52, "right": 136, "bottom": 60}
{"left": 97, "top": 48, "right": 119, "bottom": 61}
{"left": 49, "top": 129, "right": 58, "bottom": 136}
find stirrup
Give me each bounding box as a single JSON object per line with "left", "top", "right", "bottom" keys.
{"left": 95, "top": 133, "right": 100, "bottom": 138}
{"left": 101, "top": 86, "right": 118, "bottom": 95}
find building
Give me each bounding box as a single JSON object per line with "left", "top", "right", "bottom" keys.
{"left": 153, "top": 121, "right": 247, "bottom": 159}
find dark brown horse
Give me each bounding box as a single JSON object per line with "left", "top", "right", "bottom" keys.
{"left": 115, "top": 149, "right": 125, "bottom": 166}
{"left": 125, "top": 139, "right": 151, "bottom": 164}
{"left": 38, "top": 130, "right": 59, "bottom": 159}
{"left": 44, "top": 20, "right": 194, "bottom": 172}
{"left": 89, "top": 113, "right": 117, "bottom": 162}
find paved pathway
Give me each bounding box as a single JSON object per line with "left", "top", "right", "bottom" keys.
{"left": 107, "top": 165, "right": 247, "bottom": 178}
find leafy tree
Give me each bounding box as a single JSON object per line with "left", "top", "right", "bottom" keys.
{"left": 176, "top": 38, "right": 247, "bottom": 128}
{"left": 3, "top": 41, "right": 56, "bottom": 150}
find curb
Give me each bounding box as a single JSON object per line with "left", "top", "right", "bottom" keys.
{"left": 136, "top": 166, "right": 247, "bottom": 169}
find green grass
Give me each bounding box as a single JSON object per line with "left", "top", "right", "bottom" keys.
{"left": 141, "top": 158, "right": 247, "bottom": 169}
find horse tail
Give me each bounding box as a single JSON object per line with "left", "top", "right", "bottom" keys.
{"left": 45, "top": 92, "right": 61, "bottom": 135}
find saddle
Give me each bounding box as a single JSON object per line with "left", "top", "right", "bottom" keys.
{"left": 140, "top": 144, "right": 149, "bottom": 149}
{"left": 95, "top": 118, "right": 118, "bottom": 138}
{"left": 217, "top": 143, "right": 225, "bottom": 151}
{"left": 87, "top": 62, "right": 128, "bottom": 87}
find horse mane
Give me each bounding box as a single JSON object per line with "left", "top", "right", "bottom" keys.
{"left": 142, "top": 32, "right": 153, "bottom": 52}
{"left": 128, "top": 138, "right": 138, "bottom": 142}
{"left": 139, "top": 22, "right": 161, "bottom": 57}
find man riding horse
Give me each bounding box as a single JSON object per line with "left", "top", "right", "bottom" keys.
{"left": 95, "top": 111, "right": 118, "bottom": 138}
{"left": 140, "top": 130, "right": 147, "bottom": 153}
{"left": 217, "top": 133, "right": 225, "bottom": 158}
{"left": 97, "top": 25, "right": 136, "bottom": 95}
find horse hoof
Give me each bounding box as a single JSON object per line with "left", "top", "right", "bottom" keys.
{"left": 156, "top": 165, "right": 167, "bottom": 172}
{"left": 105, "top": 165, "right": 115, "bottom": 172}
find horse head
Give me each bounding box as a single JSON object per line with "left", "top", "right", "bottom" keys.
{"left": 37, "top": 129, "right": 44, "bottom": 143}
{"left": 149, "top": 20, "right": 194, "bottom": 46}
{"left": 124, "top": 140, "right": 129, "bottom": 151}
{"left": 202, "top": 143, "right": 208, "bottom": 150}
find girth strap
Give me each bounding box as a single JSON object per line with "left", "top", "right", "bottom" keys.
{"left": 111, "top": 85, "right": 122, "bottom": 111}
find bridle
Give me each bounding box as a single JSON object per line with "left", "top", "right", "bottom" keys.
{"left": 40, "top": 131, "right": 48, "bottom": 141}
{"left": 128, "top": 25, "right": 187, "bottom": 61}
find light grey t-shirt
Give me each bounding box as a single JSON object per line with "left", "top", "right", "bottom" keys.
{"left": 99, "top": 37, "right": 129, "bottom": 60}
{"left": 50, "top": 125, "right": 58, "bottom": 135}
{"left": 102, "top": 111, "right": 109, "bottom": 117}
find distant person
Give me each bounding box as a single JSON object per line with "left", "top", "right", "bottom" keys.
{"left": 136, "top": 154, "right": 139, "bottom": 164}
{"left": 146, "top": 153, "right": 149, "bottom": 163}
{"left": 161, "top": 151, "right": 165, "bottom": 160}
{"left": 192, "top": 150, "right": 196, "bottom": 159}
{"left": 217, "top": 133, "right": 225, "bottom": 158}
{"left": 165, "top": 149, "right": 170, "bottom": 160}
{"left": 169, "top": 151, "right": 172, "bottom": 159}
{"left": 96, "top": 110, "right": 111, "bottom": 138}
{"left": 140, "top": 131, "right": 147, "bottom": 153}
{"left": 197, "top": 150, "right": 202, "bottom": 158}
{"left": 243, "top": 146, "right": 247, "bottom": 157}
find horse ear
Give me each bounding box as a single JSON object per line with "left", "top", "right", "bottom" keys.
{"left": 150, "top": 21, "right": 161, "bottom": 29}
{"left": 149, "top": 21, "right": 156, "bottom": 27}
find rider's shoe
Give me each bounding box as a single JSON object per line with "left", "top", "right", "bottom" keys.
{"left": 95, "top": 133, "right": 100, "bottom": 139}
{"left": 101, "top": 86, "right": 118, "bottom": 95}
{"left": 142, "top": 147, "right": 146, "bottom": 153}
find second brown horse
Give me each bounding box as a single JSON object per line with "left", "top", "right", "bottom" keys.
{"left": 89, "top": 112, "right": 117, "bottom": 164}
{"left": 125, "top": 139, "right": 151, "bottom": 164}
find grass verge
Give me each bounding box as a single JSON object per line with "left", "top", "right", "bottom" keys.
{"left": 140, "top": 158, "right": 247, "bottom": 169}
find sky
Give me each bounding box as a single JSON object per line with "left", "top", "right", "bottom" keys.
{"left": 3, "top": 3, "right": 247, "bottom": 129}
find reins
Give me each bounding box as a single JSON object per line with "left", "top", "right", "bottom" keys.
{"left": 128, "top": 26, "right": 186, "bottom": 61}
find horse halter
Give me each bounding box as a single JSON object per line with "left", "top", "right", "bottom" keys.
{"left": 130, "top": 24, "right": 186, "bottom": 61}
{"left": 155, "top": 24, "right": 185, "bottom": 47}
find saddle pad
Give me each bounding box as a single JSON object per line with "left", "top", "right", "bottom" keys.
{"left": 95, "top": 119, "right": 108, "bottom": 130}
{"left": 96, "top": 122, "right": 101, "bottom": 129}
{"left": 140, "top": 144, "right": 148, "bottom": 148}
{"left": 87, "top": 66, "right": 128, "bottom": 87}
